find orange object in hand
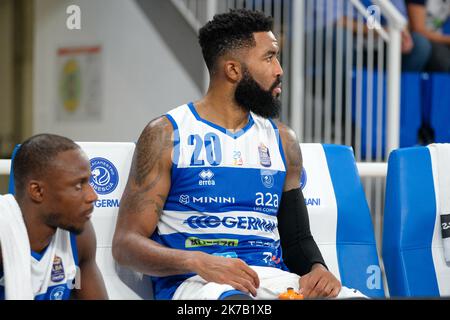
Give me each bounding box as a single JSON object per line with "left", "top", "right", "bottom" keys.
{"left": 278, "top": 287, "right": 304, "bottom": 300}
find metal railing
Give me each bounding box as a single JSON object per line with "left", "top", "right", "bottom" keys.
{"left": 172, "top": 0, "right": 406, "bottom": 157}
{"left": 291, "top": 0, "right": 405, "bottom": 154}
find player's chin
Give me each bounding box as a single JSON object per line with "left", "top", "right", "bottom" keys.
{"left": 66, "top": 222, "right": 86, "bottom": 235}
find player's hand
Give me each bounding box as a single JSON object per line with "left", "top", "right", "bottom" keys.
{"left": 193, "top": 252, "right": 260, "bottom": 297}
{"left": 299, "top": 263, "right": 341, "bottom": 298}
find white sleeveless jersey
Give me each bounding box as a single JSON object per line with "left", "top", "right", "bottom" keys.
{"left": 151, "top": 102, "right": 288, "bottom": 299}
{"left": 0, "top": 228, "right": 78, "bottom": 300}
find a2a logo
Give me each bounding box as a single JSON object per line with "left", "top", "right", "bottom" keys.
{"left": 66, "top": 5, "right": 81, "bottom": 30}
{"left": 255, "top": 192, "right": 279, "bottom": 207}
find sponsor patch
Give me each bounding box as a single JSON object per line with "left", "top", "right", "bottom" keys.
{"left": 185, "top": 237, "right": 238, "bottom": 248}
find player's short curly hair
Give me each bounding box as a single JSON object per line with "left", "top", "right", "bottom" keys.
{"left": 198, "top": 9, "right": 273, "bottom": 73}
{"left": 13, "top": 134, "right": 80, "bottom": 197}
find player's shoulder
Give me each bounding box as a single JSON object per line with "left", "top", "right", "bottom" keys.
{"left": 272, "top": 120, "right": 299, "bottom": 145}
{"left": 272, "top": 120, "right": 303, "bottom": 168}
{"left": 134, "top": 116, "right": 175, "bottom": 169}
{"left": 143, "top": 115, "right": 174, "bottom": 135}
{"left": 136, "top": 116, "right": 175, "bottom": 150}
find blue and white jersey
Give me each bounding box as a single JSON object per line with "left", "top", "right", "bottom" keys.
{"left": 0, "top": 229, "right": 78, "bottom": 300}
{"left": 151, "top": 102, "right": 288, "bottom": 299}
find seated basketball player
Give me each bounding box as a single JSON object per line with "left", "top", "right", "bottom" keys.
{"left": 113, "top": 9, "right": 363, "bottom": 300}
{"left": 0, "top": 134, "right": 108, "bottom": 300}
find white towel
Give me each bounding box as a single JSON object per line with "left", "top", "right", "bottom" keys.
{"left": 429, "top": 144, "right": 450, "bottom": 263}
{"left": 172, "top": 266, "right": 367, "bottom": 299}
{"left": 0, "top": 194, "right": 33, "bottom": 300}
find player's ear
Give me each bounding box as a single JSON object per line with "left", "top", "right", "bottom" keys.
{"left": 28, "top": 180, "right": 45, "bottom": 203}
{"left": 224, "top": 59, "right": 242, "bottom": 82}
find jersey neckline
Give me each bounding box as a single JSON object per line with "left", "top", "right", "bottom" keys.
{"left": 31, "top": 245, "right": 49, "bottom": 262}
{"left": 187, "top": 102, "right": 255, "bottom": 139}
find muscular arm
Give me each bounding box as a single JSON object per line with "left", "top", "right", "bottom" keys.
{"left": 71, "top": 221, "right": 108, "bottom": 299}
{"left": 112, "top": 116, "right": 197, "bottom": 276}
{"left": 276, "top": 122, "right": 303, "bottom": 192}
{"left": 276, "top": 121, "right": 325, "bottom": 272}
{"left": 276, "top": 121, "right": 341, "bottom": 297}
{"left": 408, "top": 4, "right": 450, "bottom": 45}
{"left": 112, "top": 116, "right": 260, "bottom": 296}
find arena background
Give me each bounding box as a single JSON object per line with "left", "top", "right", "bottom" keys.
{"left": 1, "top": 0, "right": 449, "bottom": 299}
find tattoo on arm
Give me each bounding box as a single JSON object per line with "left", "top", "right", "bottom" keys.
{"left": 285, "top": 136, "right": 302, "bottom": 169}
{"left": 121, "top": 117, "right": 172, "bottom": 217}
{"left": 132, "top": 117, "right": 172, "bottom": 187}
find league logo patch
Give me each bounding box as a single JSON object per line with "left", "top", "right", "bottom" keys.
{"left": 51, "top": 256, "right": 65, "bottom": 283}
{"left": 89, "top": 157, "right": 119, "bottom": 195}
{"left": 261, "top": 170, "right": 275, "bottom": 188}
{"left": 258, "top": 143, "right": 271, "bottom": 167}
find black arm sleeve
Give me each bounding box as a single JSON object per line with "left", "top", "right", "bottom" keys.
{"left": 278, "top": 188, "right": 327, "bottom": 276}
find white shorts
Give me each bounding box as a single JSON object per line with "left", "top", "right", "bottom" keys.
{"left": 172, "top": 266, "right": 367, "bottom": 300}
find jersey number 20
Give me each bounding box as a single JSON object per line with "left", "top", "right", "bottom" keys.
{"left": 188, "top": 133, "right": 222, "bottom": 166}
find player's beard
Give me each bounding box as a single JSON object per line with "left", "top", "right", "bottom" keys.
{"left": 234, "top": 66, "right": 282, "bottom": 119}
{"left": 44, "top": 212, "right": 84, "bottom": 235}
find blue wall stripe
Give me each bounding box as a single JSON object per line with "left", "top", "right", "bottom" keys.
{"left": 323, "top": 144, "right": 385, "bottom": 298}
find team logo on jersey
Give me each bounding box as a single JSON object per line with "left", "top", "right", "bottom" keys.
{"left": 198, "top": 169, "right": 215, "bottom": 186}
{"left": 51, "top": 256, "right": 65, "bottom": 283}
{"left": 233, "top": 150, "right": 243, "bottom": 166}
{"left": 89, "top": 157, "right": 119, "bottom": 195}
{"left": 261, "top": 170, "right": 275, "bottom": 188}
{"left": 179, "top": 194, "right": 190, "bottom": 205}
{"left": 258, "top": 143, "right": 272, "bottom": 167}
{"left": 300, "top": 167, "right": 307, "bottom": 190}
{"left": 49, "top": 286, "right": 66, "bottom": 300}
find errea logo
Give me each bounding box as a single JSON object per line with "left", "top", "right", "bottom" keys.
{"left": 199, "top": 169, "right": 214, "bottom": 180}
{"left": 198, "top": 169, "right": 215, "bottom": 186}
